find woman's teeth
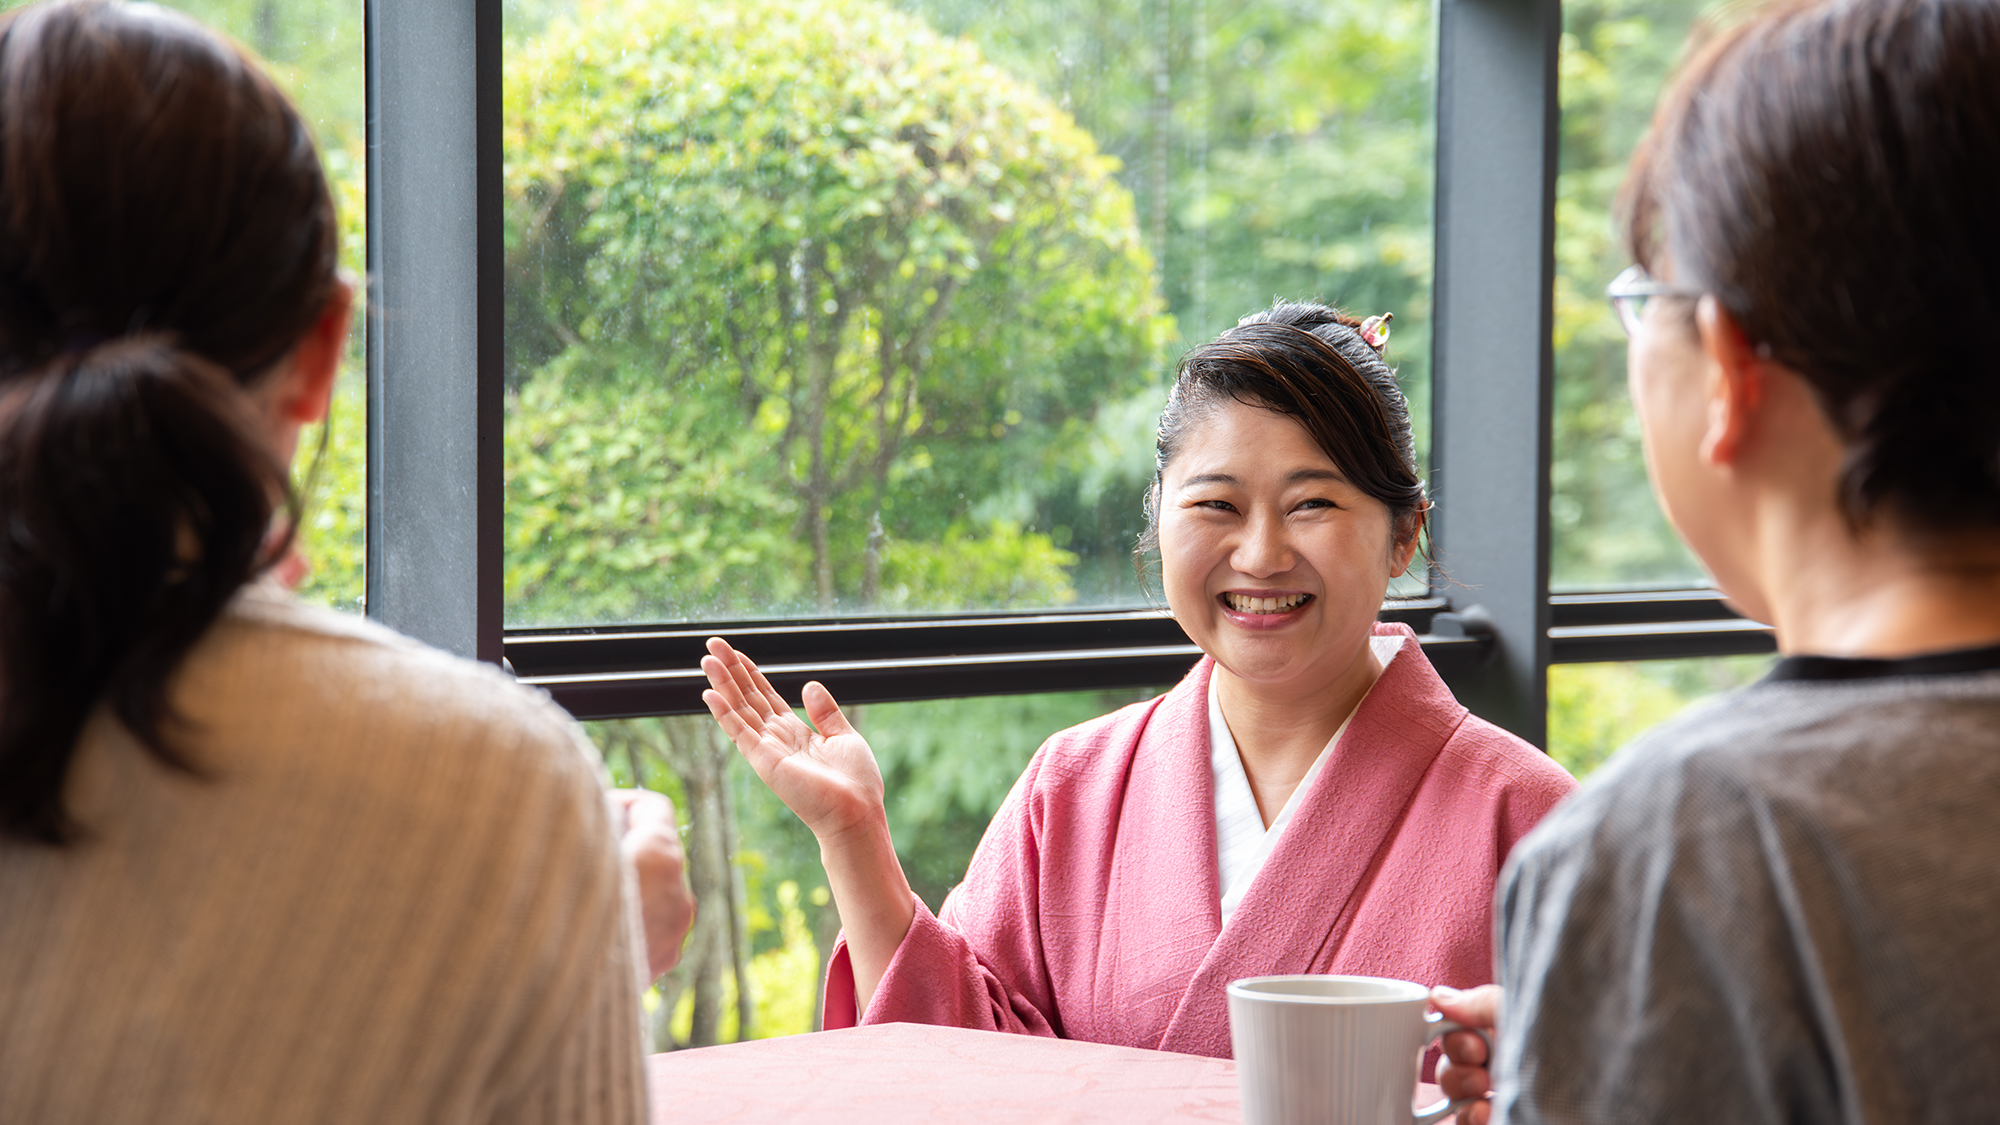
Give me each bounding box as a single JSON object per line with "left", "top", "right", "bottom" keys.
{"left": 1224, "top": 592, "right": 1311, "bottom": 614}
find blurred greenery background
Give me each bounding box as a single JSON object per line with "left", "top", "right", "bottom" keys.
{"left": 148, "top": 0, "right": 1764, "bottom": 1052}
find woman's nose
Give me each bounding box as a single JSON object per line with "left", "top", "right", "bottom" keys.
{"left": 1230, "top": 512, "right": 1295, "bottom": 577}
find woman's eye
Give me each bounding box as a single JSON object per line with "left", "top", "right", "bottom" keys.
{"left": 1194, "top": 499, "right": 1236, "bottom": 513}
{"left": 1295, "top": 498, "right": 1336, "bottom": 511}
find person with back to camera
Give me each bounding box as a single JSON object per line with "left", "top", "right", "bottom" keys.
{"left": 1430, "top": 0, "right": 2000, "bottom": 1120}
{"left": 700, "top": 301, "right": 1579, "bottom": 1058}
{"left": 0, "top": 3, "right": 694, "bottom": 1121}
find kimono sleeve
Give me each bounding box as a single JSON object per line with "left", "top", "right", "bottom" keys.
{"left": 821, "top": 754, "right": 1063, "bottom": 1038}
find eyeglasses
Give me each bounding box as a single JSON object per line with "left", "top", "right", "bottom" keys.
{"left": 1606, "top": 264, "right": 1704, "bottom": 337}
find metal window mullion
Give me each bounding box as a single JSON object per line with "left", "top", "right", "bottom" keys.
{"left": 1428, "top": 0, "right": 1562, "bottom": 745}
{"left": 365, "top": 0, "right": 506, "bottom": 663}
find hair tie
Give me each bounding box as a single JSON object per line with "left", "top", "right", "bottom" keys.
{"left": 1358, "top": 313, "right": 1392, "bottom": 351}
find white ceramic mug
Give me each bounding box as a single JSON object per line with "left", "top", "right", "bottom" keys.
{"left": 1227, "top": 975, "right": 1486, "bottom": 1125}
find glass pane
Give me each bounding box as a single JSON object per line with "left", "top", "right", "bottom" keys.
{"left": 128, "top": 0, "right": 370, "bottom": 613}
{"left": 1549, "top": 0, "right": 1713, "bottom": 591}
{"left": 504, "top": 0, "right": 1436, "bottom": 627}
{"left": 592, "top": 687, "right": 1164, "bottom": 1047}
{"left": 1546, "top": 655, "right": 1773, "bottom": 779}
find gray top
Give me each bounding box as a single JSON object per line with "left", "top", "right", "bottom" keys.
{"left": 1493, "top": 645, "right": 2000, "bottom": 1125}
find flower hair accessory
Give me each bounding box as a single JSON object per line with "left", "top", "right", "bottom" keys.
{"left": 1358, "top": 312, "right": 1393, "bottom": 350}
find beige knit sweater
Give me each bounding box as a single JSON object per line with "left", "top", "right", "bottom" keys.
{"left": 0, "top": 584, "right": 647, "bottom": 1124}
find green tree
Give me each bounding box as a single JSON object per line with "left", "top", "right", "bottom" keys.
{"left": 503, "top": 0, "right": 1172, "bottom": 624}
{"left": 1549, "top": 0, "right": 1714, "bottom": 588}
{"left": 900, "top": 0, "right": 1437, "bottom": 451}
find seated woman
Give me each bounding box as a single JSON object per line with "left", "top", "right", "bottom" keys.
{"left": 1435, "top": 0, "right": 2000, "bottom": 1119}
{"left": 701, "top": 302, "right": 1577, "bottom": 1057}
{"left": 0, "top": 3, "right": 688, "bottom": 1120}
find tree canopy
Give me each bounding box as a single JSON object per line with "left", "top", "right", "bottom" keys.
{"left": 503, "top": 0, "right": 1173, "bottom": 624}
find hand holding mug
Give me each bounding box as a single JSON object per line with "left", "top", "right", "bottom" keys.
{"left": 1228, "top": 975, "right": 1494, "bottom": 1125}
{"left": 1430, "top": 985, "right": 1500, "bottom": 1125}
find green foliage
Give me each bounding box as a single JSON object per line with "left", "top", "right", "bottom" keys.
{"left": 291, "top": 142, "right": 369, "bottom": 613}
{"left": 506, "top": 354, "right": 809, "bottom": 622}
{"left": 1549, "top": 0, "right": 1717, "bottom": 588}
{"left": 1546, "top": 655, "right": 1772, "bottom": 778}
{"left": 503, "top": 0, "right": 1172, "bottom": 622}
{"left": 901, "top": 0, "right": 1437, "bottom": 456}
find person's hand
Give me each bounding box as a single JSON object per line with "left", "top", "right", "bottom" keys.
{"left": 702, "top": 636, "right": 916, "bottom": 1013}
{"left": 1432, "top": 984, "right": 1501, "bottom": 1125}
{"left": 700, "top": 637, "right": 885, "bottom": 843}
{"left": 610, "top": 788, "right": 695, "bottom": 981}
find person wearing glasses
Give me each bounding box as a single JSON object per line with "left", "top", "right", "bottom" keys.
{"left": 1433, "top": 0, "right": 2000, "bottom": 1120}
{"left": 702, "top": 301, "right": 1577, "bottom": 1058}
{"left": 0, "top": 3, "right": 692, "bottom": 1120}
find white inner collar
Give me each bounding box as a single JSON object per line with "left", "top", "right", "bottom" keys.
{"left": 1210, "top": 633, "right": 1403, "bottom": 923}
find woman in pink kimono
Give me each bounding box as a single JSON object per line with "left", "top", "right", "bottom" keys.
{"left": 702, "top": 302, "right": 1576, "bottom": 1058}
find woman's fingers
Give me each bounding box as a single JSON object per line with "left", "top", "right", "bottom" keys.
{"left": 1430, "top": 983, "right": 1499, "bottom": 1122}
{"left": 741, "top": 649, "right": 792, "bottom": 716}
{"left": 1430, "top": 984, "right": 1500, "bottom": 1050}
{"left": 802, "top": 680, "right": 856, "bottom": 738}
{"left": 700, "top": 686, "right": 753, "bottom": 741}
{"left": 699, "top": 656, "right": 760, "bottom": 730}
{"left": 706, "top": 638, "right": 779, "bottom": 724}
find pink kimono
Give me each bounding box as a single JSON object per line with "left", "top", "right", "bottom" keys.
{"left": 824, "top": 622, "right": 1577, "bottom": 1058}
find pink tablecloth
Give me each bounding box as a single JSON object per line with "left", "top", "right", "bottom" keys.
{"left": 646, "top": 1022, "right": 1452, "bottom": 1124}
{"left": 647, "top": 1022, "right": 1235, "bottom": 1123}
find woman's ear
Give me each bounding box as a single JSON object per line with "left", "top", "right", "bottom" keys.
{"left": 1387, "top": 510, "right": 1425, "bottom": 578}
{"left": 275, "top": 276, "right": 355, "bottom": 425}
{"left": 1694, "top": 296, "right": 1766, "bottom": 470}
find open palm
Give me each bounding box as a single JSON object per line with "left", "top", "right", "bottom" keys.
{"left": 700, "top": 637, "right": 885, "bottom": 841}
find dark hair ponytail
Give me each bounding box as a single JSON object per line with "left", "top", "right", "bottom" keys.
{"left": 0, "top": 342, "right": 288, "bottom": 842}
{"left": 0, "top": 0, "right": 337, "bottom": 844}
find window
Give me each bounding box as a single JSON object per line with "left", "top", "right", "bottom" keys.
{"left": 1550, "top": 0, "right": 1709, "bottom": 590}
{"left": 501, "top": 0, "right": 1437, "bottom": 629}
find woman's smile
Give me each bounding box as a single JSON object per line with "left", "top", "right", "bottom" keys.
{"left": 1158, "top": 398, "right": 1413, "bottom": 692}
{"left": 1220, "top": 590, "right": 1316, "bottom": 630}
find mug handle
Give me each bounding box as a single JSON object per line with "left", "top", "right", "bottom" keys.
{"left": 1412, "top": 1011, "right": 1494, "bottom": 1125}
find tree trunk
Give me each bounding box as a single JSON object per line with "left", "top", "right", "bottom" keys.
{"left": 860, "top": 510, "right": 884, "bottom": 606}
{"left": 656, "top": 715, "right": 745, "bottom": 1046}
{"left": 720, "top": 768, "right": 755, "bottom": 1040}
{"left": 254, "top": 0, "right": 279, "bottom": 59}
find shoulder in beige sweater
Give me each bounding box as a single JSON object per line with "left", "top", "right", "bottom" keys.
{"left": 0, "top": 584, "right": 647, "bottom": 1125}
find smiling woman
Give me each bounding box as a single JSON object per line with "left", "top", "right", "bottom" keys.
{"left": 1151, "top": 304, "right": 1428, "bottom": 826}
{"left": 698, "top": 301, "right": 1577, "bottom": 1064}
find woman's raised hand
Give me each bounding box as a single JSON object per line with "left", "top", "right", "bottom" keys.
{"left": 701, "top": 638, "right": 917, "bottom": 1012}
{"left": 700, "top": 637, "right": 885, "bottom": 842}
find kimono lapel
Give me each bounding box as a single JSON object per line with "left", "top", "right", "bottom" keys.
{"left": 1153, "top": 623, "right": 1466, "bottom": 1055}
{"left": 1089, "top": 657, "right": 1226, "bottom": 1042}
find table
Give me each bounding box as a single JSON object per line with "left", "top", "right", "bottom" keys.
{"left": 646, "top": 1022, "right": 1450, "bottom": 1123}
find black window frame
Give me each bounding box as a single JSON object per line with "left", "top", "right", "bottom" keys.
{"left": 364, "top": 0, "right": 1772, "bottom": 749}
